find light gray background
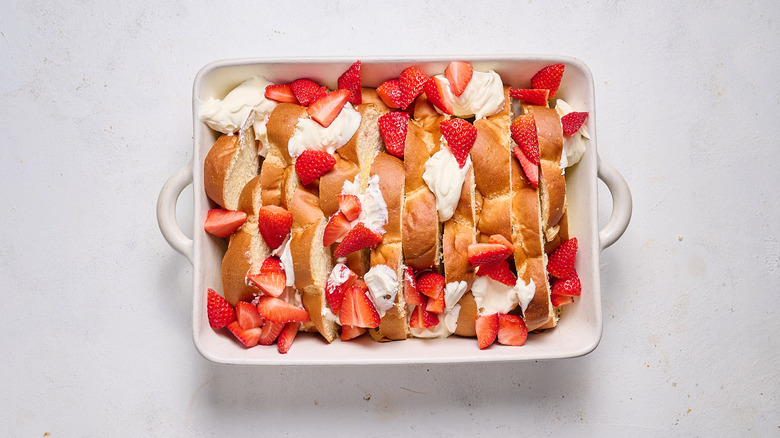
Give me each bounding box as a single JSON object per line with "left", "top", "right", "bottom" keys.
{"left": 2, "top": 0, "right": 778, "bottom": 436}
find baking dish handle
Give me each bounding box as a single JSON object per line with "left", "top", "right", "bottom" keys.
{"left": 597, "top": 157, "right": 632, "bottom": 251}
{"left": 157, "top": 160, "right": 194, "bottom": 264}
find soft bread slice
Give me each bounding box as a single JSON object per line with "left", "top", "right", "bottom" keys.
{"left": 204, "top": 126, "right": 259, "bottom": 211}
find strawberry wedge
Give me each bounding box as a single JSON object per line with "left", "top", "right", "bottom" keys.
{"left": 256, "top": 296, "right": 310, "bottom": 324}
{"left": 307, "top": 89, "right": 351, "bottom": 127}
{"left": 204, "top": 209, "right": 247, "bottom": 238}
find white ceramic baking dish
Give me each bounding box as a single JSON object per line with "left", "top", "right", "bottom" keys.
{"left": 157, "top": 56, "right": 631, "bottom": 365}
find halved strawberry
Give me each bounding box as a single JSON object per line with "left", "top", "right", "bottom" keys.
{"left": 487, "top": 234, "right": 514, "bottom": 253}
{"left": 265, "top": 84, "right": 299, "bottom": 104}
{"left": 416, "top": 271, "right": 445, "bottom": 299}
{"left": 256, "top": 205, "right": 292, "bottom": 249}
{"left": 338, "top": 61, "right": 362, "bottom": 105}
{"left": 551, "top": 269, "right": 581, "bottom": 296}
{"left": 257, "top": 320, "right": 285, "bottom": 345}
{"left": 513, "top": 146, "right": 539, "bottom": 187}
{"left": 377, "top": 79, "right": 403, "bottom": 109}
{"left": 307, "top": 88, "right": 351, "bottom": 128}
{"left": 497, "top": 314, "right": 528, "bottom": 346}
{"left": 227, "top": 321, "right": 262, "bottom": 348}
{"left": 378, "top": 111, "right": 409, "bottom": 158}
{"left": 547, "top": 237, "right": 578, "bottom": 280}
{"left": 204, "top": 209, "right": 247, "bottom": 238}
{"left": 323, "top": 211, "right": 352, "bottom": 247}
{"left": 409, "top": 303, "right": 439, "bottom": 328}
{"left": 403, "top": 266, "right": 425, "bottom": 306}
{"left": 531, "top": 64, "right": 565, "bottom": 99}
{"left": 476, "top": 313, "right": 499, "bottom": 349}
{"left": 325, "top": 264, "right": 357, "bottom": 314}
{"left": 256, "top": 296, "right": 310, "bottom": 323}
{"left": 338, "top": 284, "right": 380, "bottom": 328}
{"left": 340, "top": 324, "right": 367, "bottom": 341}
{"left": 295, "top": 149, "right": 336, "bottom": 186}
{"left": 476, "top": 259, "right": 516, "bottom": 286}
{"left": 439, "top": 118, "right": 476, "bottom": 168}
{"left": 425, "top": 288, "right": 445, "bottom": 314}
{"left": 467, "top": 243, "right": 513, "bottom": 268}
{"left": 551, "top": 294, "right": 575, "bottom": 307}
{"left": 236, "top": 301, "right": 264, "bottom": 330}
{"left": 510, "top": 114, "right": 540, "bottom": 165}
{"left": 261, "top": 256, "right": 284, "bottom": 274}
{"left": 398, "top": 67, "right": 429, "bottom": 109}
{"left": 337, "top": 194, "right": 362, "bottom": 222}
{"left": 561, "top": 111, "right": 589, "bottom": 136}
{"left": 207, "top": 288, "right": 235, "bottom": 329}
{"left": 246, "top": 271, "right": 286, "bottom": 297}
{"left": 312, "top": 85, "right": 329, "bottom": 102}
{"left": 509, "top": 88, "right": 550, "bottom": 106}
{"left": 423, "top": 77, "right": 454, "bottom": 115}
{"left": 290, "top": 78, "right": 321, "bottom": 106}
{"left": 444, "top": 61, "right": 473, "bottom": 96}
{"left": 277, "top": 322, "right": 301, "bottom": 354}
{"left": 333, "top": 222, "right": 383, "bottom": 257}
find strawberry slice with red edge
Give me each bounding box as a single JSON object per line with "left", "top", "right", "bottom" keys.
{"left": 312, "top": 86, "right": 329, "bottom": 102}
{"left": 439, "top": 118, "right": 477, "bottom": 168}
{"left": 337, "top": 61, "right": 362, "bottom": 105}
{"left": 337, "top": 194, "right": 362, "bottom": 222}
{"left": 265, "top": 84, "right": 299, "bottom": 104}
{"left": 409, "top": 303, "right": 439, "bottom": 328}
{"left": 403, "top": 266, "right": 425, "bottom": 306}
{"left": 497, "top": 314, "right": 528, "bottom": 346}
{"left": 290, "top": 78, "right": 321, "bottom": 106}
{"left": 207, "top": 288, "right": 235, "bottom": 329}
{"left": 561, "top": 111, "right": 589, "bottom": 136}
{"left": 325, "top": 264, "right": 357, "bottom": 314}
{"left": 513, "top": 146, "right": 539, "bottom": 187}
{"left": 416, "top": 271, "right": 445, "bottom": 299}
{"left": 277, "top": 322, "right": 301, "bottom": 354}
{"left": 476, "top": 313, "right": 499, "bottom": 349}
{"left": 338, "top": 284, "right": 380, "bottom": 328}
{"left": 551, "top": 269, "right": 582, "bottom": 296}
{"left": 423, "top": 77, "right": 454, "bottom": 115}
{"left": 468, "top": 243, "right": 513, "bottom": 268}
{"left": 425, "top": 288, "right": 445, "bottom": 314}
{"left": 246, "top": 271, "right": 286, "bottom": 297}
{"left": 236, "top": 301, "right": 264, "bottom": 329}
{"left": 333, "top": 222, "right": 383, "bottom": 257}
{"left": 227, "top": 321, "right": 262, "bottom": 348}
{"left": 444, "top": 61, "right": 473, "bottom": 97}
{"left": 340, "top": 324, "right": 367, "bottom": 341}
{"left": 488, "top": 234, "right": 514, "bottom": 253}
{"left": 476, "top": 259, "right": 516, "bottom": 286}
{"left": 261, "top": 256, "right": 284, "bottom": 274}
{"left": 256, "top": 296, "right": 310, "bottom": 323}
{"left": 378, "top": 111, "right": 410, "bottom": 159}
{"left": 551, "top": 294, "right": 575, "bottom": 307}
{"left": 256, "top": 205, "right": 292, "bottom": 249}
{"left": 295, "top": 149, "right": 336, "bottom": 186}
{"left": 257, "top": 320, "right": 285, "bottom": 346}
{"left": 509, "top": 88, "right": 550, "bottom": 106}
{"left": 204, "top": 209, "right": 247, "bottom": 238}
{"left": 398, "top": 67, "right": 429, "bottom": 109}
{"left": 323, "top": 211, "right": 352, "bottom": 247}
{"left": 531, "top": 64, "right": 565, "bottom": 99}
{"left": 547, "top": 237, "right": 578, "bottom": 280}
{"left": 377, "top": 79, "right": 403, "bottom": 109}
{"left": 307, "top": 88, "right": 351, "bottom": 128}
{"left": 510, "top": 114, "right": 540, "bottom": 165}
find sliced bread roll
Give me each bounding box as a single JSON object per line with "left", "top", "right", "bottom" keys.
{"left": 204, "top": 126, "right": 259, "bottom": 211}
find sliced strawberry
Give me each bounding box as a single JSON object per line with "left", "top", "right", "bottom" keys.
{"left": 547, "top": 237, "right": 578, "bottom": 280}
{"left": 377, "top": 79, "right": 404, "bottom": 109}
{"left": 257, "top": 320, "right": 285, "bottom": 345}
{"left": 246, "top": 271, "right": 286, "bottom": 297}
{"left": 531, "top": 64, "right": 565, "bottom": 99}
{"left": 403, "top": 266, "right": 425, "bottom": 306}
{"left": 256, "top": 205, "right": 292, "bottom": 249}
{"left": 337, "top": 194, "right": 362, "bottom": 222}
{"left": 323, "top": 211, "right": 352, "bottom": 247}
{"left": 340, "top": 324, "right": 367, "bottom": 341}
{"left": 333, "top": 222, "right": 383, "bottom": 257}
{"left": 337, "top": 61, "right": 362, "bottom": 105}
{"left": 415, "top": 271, "right": 445, "bottom": 299}
{"left": 488, "top": 234, "right": 514, "bottom": 252}
{"left": 378, "top": 111, "right": 410, "bottom": 159}
{"left": 509, "top": 88, "right": 550, "bottom": 106}
{"left": 295, "top": 149, "right": 336, "bottom": 186}
{"left": 476, "top": 313, "right": 499, "bottom": 349}
{"left": 425, "top": 288, "right": 445, "bottom": 314}
{"left": 476, "top": 259, "right": 516, "bottom": 286}
{"left": 264, "top": 84, "right": 299, "bottom": 104}
{"left": 551, "top": 269, "right": 581, "bottom": 296}
{"left": 339, "top": 284, "right": 380, "bottom": 328}
{"left": 398, "top": 67, "right": 429, "bottom": 109}
{"left": 423, "top": 77, "right": 454, "bottom": 115}
{"left": 307, "top": 88, "right": 351, "bottom": 128}
{"left": 439, "top": 118, "right": 477, "bottom": 168}
{"left": 497, "top": 314, "right": 528, "bottom": 346}
{"left": 290, "top": 78, "right": 321, "bottom": 106}
{"left": 277, "top": 322, "right": 301, "bottom": 354}
{"left": 236, "top": 301, "right": 264, "bottom": 329}
{"left": 312, "top": 85, "right": 329, "bottom": 102}
{"left": 444, "top": 61, "right": 473, "bottom": 96}
{"left": 561, "top": 111, "right": 589, "bottom": 136}
{"left": 260, "top": 256, "right": 284, "bottom": 274}
{"left": 409, "top": 303, "right": 439, "bottom": 328}
{"left": 227, "top": 321, "right": 262, "bottom": 348}
{"left": 468, "top": 243, "right": 513, "bottom": 268}
{"left": 513, "top": 146, "right": 539, "bottom": 187}
{"left": 551, "top": 294, "right": 575, "bottom": 307}
{"left": 510, "top": 114, "right": 540, "bottom": 165}
{"left": 325, "top": 264, "right": 357, "bottom": 314}
{"left": 204, "top": 209, "right": 247, "bottom": 238}
{"left": 256, "top": 296, "right": 310, "bottom": 323}
{"left": 207, "top": 288, "right": 235, "bottom": 329}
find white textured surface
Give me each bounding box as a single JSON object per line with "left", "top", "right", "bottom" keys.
{"left": 1, "top": 0, "right": 778, "bottom": 436}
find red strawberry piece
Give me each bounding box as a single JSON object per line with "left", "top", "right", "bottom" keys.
{"left": 377, "top": 79, "right": 403, "bottom": 109}
{"left": 257, "top": 320, "right": 285, "bottom": 346}
{"left": 312, "top": 85, "right": 329, "bottom": 102}
{"left": 531, "top": 63, "right": 565, "bottom": 99}
{"left": 550, "top": 269, "right": 582, "bottom": 296}
{"left": 378, "top": 111, "right": 410, "bottom": 159}
{"left": 295, "top": 149, "right": 336, "bottom": 185}
{"left": 256, "top": 296, "right": 310, "bottom": 323}
{"left": 497, "top": 314, "right": 528, "bottom": 346}
{"left": 323, "top": 211, "right": 352, "bottom": 247}
{"left": 340, "top": 324, "right": 367, "bottom": 341}
{"left": 561, "top": 111, "right": 589, "bottom": 136}
{"left": 260, "top": 256, "right": 284, "bottom": 274}
{"left": 337, "top": 61, "right": 362, "bottom": 105}
{"left": 476, "top": 313, "right": 499, "bottom": 349}
{"left": 551, "top": 294, "right": 574, "bottom": 307}
{"left": 547, "top": 237, "right": 578, "bottom": 280}
{"left": 333, "top": 222, "right": 383, "bottom": 257}
{"left": 510, "top": 114, "right": 540, "bottom": 165}
{"left": 204, "top": 209, "right": 247, "bottom": 238}
{"left": 307, "top": 88, "right": 351, "bottom": 128}
{"left": 409, "top": 303, "right": 439, "bottom": 328}
{"left": 468, "top": 243, "right": 512, "bottom": 268}
{"left": 425, "top": 288, "right": 445, "bottom": 314}
{"left": 338, "top": 284, "right": 380, "bottom": 328}
{"left": 265, "top": 84, "right": 299, "bottom": 104}
{"left": 227, "top": 321, "right": 262, "bottom": 348}
{"left": 444, "top": 61, "right": 473, "bottom": 96}
{"left": 476, "top": 260, "right": 516, "bottom": 287}
{"left": 487, "top": 234, "right": 514, "bottom": 253}
{"left": 403, "top": 266, "right": 425, "bottom": 306}
{"left": 415, "top": 271, "right": 445, "bottom": 299}
{"left": 246, "top": 271, "right": 286, "bottom": 297}
{"left": 256, "top": 205, "right": 292, "bottom": 249}
{"left": 325, "top": 264, "right": 357, "bottom": 314}
{"left": 236, "top": 301, "right": 264, "bottom": 330}
{"left": 207, "top": 288, "right": 235, "bottom": 329}
{"left": 423, "top": 77, "right": 454, "bottom": 115}
{"left": 439, "top": 118, "right": 477, "bottom": 168}
{"left": 513, "top": 146, "right": 539, "bottom": 187}
{"left": 337, "top": 194, "right": 362, "bottom": 222}
{"left": 509, "top": 88, "right": 550, "bottom": 106}
{"left": 290, "top": 78, "right": 322, "bottom": 106}
{"left": 398, "top": 67, "right": 429, "bottom": 109}
{"left": 277, "top": 322, "right": 301, "bottom": 354}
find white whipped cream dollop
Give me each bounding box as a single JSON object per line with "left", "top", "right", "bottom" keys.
{"left": 554, "top": 99, "right": 589, "bottom": 170}
{"left": 198, "top": 77, "right": 277, "bottom": 139}
{"left": 410, "top": 304, "right": 461, "bottom": 338}
{"left": 340, "top": 175, "right": 389, "bottom": 234}
{"left": 271, "top": 236, "right": 295, "bottom": 287}
{"left": 444, "top": 281, "right": 469, "bottom": 310}
{"left": 287, "top": 103, "right": 361, "bottom": 159}
{"left": 364, "top": 265, "right": 399, "bottom": 318}
{"left": 322, "top": 306, "right": 340, "bottom": 325}
{"left": 434, "top": 70, "right": 505, "bottom": 119}
{"left": 328, "top": 263, "right": 352, "bottom": 287}
{"left": 471, "top": 276, "right": 535, "bottom": 315}
{"left": 422, "top": 145, "right": 471, "bottom": 222}
{"left": 515, "top": 278, "right": 536, "bottom": 315}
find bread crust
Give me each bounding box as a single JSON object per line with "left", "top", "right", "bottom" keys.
{"left": 204, "top": 128, "right": 259, "bottom": 211}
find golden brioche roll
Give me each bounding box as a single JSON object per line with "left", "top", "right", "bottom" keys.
{"left": 204, "top": 126, "right": 259, "bottom": 211}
